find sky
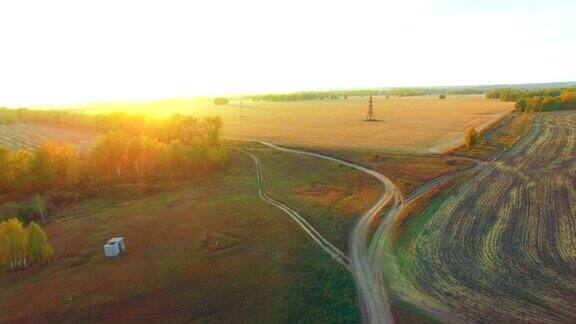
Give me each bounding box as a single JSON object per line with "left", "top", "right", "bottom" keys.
{"left": 1, "top": 0, "right": 575, "bottom": 106}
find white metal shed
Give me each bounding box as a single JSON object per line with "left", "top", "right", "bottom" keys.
{"left": 104, "top": 237, "right": 126, "bottom": 257}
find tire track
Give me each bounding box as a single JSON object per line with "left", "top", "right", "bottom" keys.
{"left": 234, "top": 148, "right": 351, "bottom": 270}
{"left": 257, "top": 141, "right": 402, "bottom": 324}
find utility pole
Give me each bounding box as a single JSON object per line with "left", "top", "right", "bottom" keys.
{"left": 365, "top": 94, "right": 377, "bottom": 121}
{"left": 240, "top": 98, "right": 245, "bottom": 117}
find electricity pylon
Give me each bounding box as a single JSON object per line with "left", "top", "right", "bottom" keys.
{"left": 366, "top": 94, "right": 377, "bottom": 121}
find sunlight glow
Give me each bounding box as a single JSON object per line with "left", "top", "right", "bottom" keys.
{"left": 1, "top": 0, "right": 575, "bottom": 106}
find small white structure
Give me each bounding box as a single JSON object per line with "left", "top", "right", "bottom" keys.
{"left": 104, "top": 237, "right": 126, "bottom": 258}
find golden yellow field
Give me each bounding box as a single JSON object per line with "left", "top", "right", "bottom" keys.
{"left": 222, "top": 95, "right": 514, "bottom": 152}
{"left": 82, "top": 94, "right": 513, "bottom": 153}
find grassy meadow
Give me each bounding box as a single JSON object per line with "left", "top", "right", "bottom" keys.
{"left": 245, "top": 142, "right": 381, "bottom": 252}
{"left": 0, "top": 148, "right": 367, "bottom": 322}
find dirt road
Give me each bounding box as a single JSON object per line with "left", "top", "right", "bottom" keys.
{"left": 258, "top": 141, "right": 401, "bottom": 324}
{"left": 235, "top": 148, "right": 351, "bottom": 270}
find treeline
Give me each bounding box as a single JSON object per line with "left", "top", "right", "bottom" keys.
{"left": 245, "top": 88, "right": 483, "bottom": 102}
{"left": 0, "top": 114, "right": 227, "bottom": 195}
{"left": 0, "top": 218, "right": 54, "bottom": 270}
{"left": 246, "top": 91, "right": 354, "bottom": 102}
{"left": 91, "top": 129, "right": 226, "bottom": 180}
{"left": 0, "top": 142, "right": 80, "bottom": 193}
{"left": 486, "top": 88, "right": 576, "bottom": 112}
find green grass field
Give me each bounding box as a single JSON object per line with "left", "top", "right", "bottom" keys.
{"left": 0, "top": 149, "right": 364, "bottom": 322}
{"left": 247, "top": 144, "right": 381, "bottom": 252}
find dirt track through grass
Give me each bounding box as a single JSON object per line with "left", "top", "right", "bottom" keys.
{"left": 258, "top": 141, "right": 402, "bottom": 324}
{"left": 234, "top": 148, "right": 351, "bottom": 270}
{"left": 395, "top": 111, "right": 576, "bottom": 322}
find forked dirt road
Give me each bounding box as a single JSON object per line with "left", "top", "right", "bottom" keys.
{"left": 251, "top": 142, "right": 495, "bottom": 323}
{"left": 257, "top": 141, "right": 402, "bottom": 324}
{"left": 238, "top": 112, "right": 574, "bottom": 323}
{"left": 238, "top": 140, "right": 491, "bottom": 323}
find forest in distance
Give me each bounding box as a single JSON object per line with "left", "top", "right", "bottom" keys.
{"left": 487, "top": 87, "right": 576, "bottom": 112}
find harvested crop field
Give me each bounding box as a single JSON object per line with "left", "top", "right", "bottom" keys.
{"left": 394, "top": 111, "right": 576, "bottom": 322}
{"left": 83, "top": 94, "right": 514, "bottom": 153}
{"left": 0, "top": 123, "right": 95, "bottom": 151}
{"left": 215, "top": 95, "right": 513, "bottom": 153}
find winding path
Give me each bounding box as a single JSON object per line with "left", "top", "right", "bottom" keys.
{"left": 233, "top": 111, "right": 545, "bottom": 322}
{"left": 257, "top": 141, "right": 402, "bottom": 324}
{"left": 234, "top": 148, "right": 351, "bottom": 270}
{"left": 237, "top": 138, "right": 498, "bottom": 323}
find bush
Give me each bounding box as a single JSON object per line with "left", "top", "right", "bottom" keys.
{"left": 439, "top": 94, "right": 447, "bottom": 99}
{"left": 465, "top": 127, "right": 479, "bottom": 149}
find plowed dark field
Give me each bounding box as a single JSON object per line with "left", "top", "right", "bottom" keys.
{"left": 396, "top": 111, "right": 576, "bottom": 322}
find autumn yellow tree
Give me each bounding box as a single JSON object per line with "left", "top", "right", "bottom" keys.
{"left": 31, "top": 141, "right": 59, "bottom": 189}
{"left": 1, "top": 218, "right": 29, "bottom": 269}
{"left": 202, "top": 117, "right": 223, "bottom": 145}
{"left": 465, "top": 127, "right": 479, "bottom": 149}
{"left": 559, "top": 91, "right": 576, "bottom": 110}
{"left": 26, "top": 221, "right": 54, "bottom": 263}
{"left": 10, "top": 149, "right": 34, "bottom": 191}
{"left": 127, "top": 136, "right": 144, "bottom": 179}
{"left": 92, "top": 131, "right": 130, "bottom": 178}
{"left": 0, "top": 218, "right": 54, "bottom": 270}
{"left": 30, "top": 141, "right": 80, "bottom": 190}
{"left": 527, "top": 96, "right": 543, "bottom": 113}
{"left": 57, "top": 142, "right": 81, "bottom": 188}
{"left": 166, "top": 140, "right": 186, "bottom": 178}
{"left": 140, "top": 136, "right": 165, "bottom": 178}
